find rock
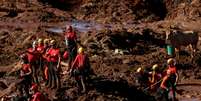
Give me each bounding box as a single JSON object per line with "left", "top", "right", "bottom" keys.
{"left": 0, "top": 81, "right": 8, "bottom": 90}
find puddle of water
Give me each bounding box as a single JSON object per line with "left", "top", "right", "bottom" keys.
{"left": 47, "top": 27, "right": 64, "bottom": 33}
{"left": 46, "top": 19, "right": 136, "bottom": 33}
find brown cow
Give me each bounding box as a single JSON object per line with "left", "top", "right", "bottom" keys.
{"left": 166, "top": 30, "right": 199, "bottom": 58}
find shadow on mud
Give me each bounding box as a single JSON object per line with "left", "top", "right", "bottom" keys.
{"left": 109, "top": 29, "right": 166, "bottom": 55}
{"left": 92, "top": 78, "right": 156, "bottom": 101}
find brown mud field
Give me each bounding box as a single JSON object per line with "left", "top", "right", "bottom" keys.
{"left": 0, "top": 0, "right": 201, "bottom": 101}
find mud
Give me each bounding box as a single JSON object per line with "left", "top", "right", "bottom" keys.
{"left": 0, "top": 0, "right": 201, "bottom": 101}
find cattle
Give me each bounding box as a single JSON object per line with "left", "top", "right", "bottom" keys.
{"left": 166, "top": 30, "right": 199, "bottom": 58}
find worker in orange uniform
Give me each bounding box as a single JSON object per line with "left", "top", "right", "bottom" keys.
{"left": 71, "top": 47, "right": 91, "bottom": 93}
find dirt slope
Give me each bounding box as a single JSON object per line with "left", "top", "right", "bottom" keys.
{"left": 0, "top": 0, "right": 201, "bottom": 101}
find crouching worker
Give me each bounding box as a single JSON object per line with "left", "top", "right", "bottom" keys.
{"left": 30, "top": 83, "right": 47, "bottom": 101}
{"left": 19, "top": 54, "right": 32, "bottom": 98}
{"left": 70, "top": 47, "right": 91, "bottom": 93}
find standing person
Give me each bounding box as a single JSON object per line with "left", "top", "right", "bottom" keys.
{"left": 27, "top": 41, "right": 38, "bottom": 84}
{"left": 45, "top": 40, "right": 61, "bottom": 89}
{"left": 43, "top": 38, "right": 51, "bottom": 84}
{"left": 71, "top": 47, "right": 91, "bottom": 93}
{"left": 36, "top": 39, "right": 45, "bottom": 82}
{"left": 17, "top": 54, "right": 32, "bottom": 99}
{"left": 64, "top": 25, "right": 77, "bottom": 70}
{"left": 157, "top": 69, "right": 177, "bottom": 101}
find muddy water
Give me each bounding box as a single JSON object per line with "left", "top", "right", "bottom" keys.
{"left": 46, "top": 19, "right": 137, "bottom": 33}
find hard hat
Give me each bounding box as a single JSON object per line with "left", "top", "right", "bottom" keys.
{"left": 43, "top": 39, "right": 49, "bottom": 44}
{"left": 152, "top": 64, "right": 158, "bottom": 71}
{"left": 136, "top": 67, "right": 141, "bottom": 73}
{"left": 50, "top": 40, "right": 56, "bottom": 45}
{"left": 38, "top": 38, "right": 43, "bottom": 44}
{"left": 78, "top": 47, "right": 84, "bottom": 54}
{"left": 167, "top": 58, "right": 174, "bottom": 65}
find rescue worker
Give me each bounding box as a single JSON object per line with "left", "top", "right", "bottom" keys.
{"left": 157, "top": 69, "right": 177, "bottom": 101}
{"left": 27, "top": 41, "right": 38, "bottom": 84}
{"left": 136, "top": 67, "right": 150, "bottom": 89}
{"left": 30, "top": 83, "right": 46, "bottom": 101}
{"left": 45, "top": 40, "right": 61, "bottom": 89}
{"left": 149, "top": 64, "right": 162, "bottom": 91}
{"left": 36, "top": 38, "right": 46, "bottom": 82}
{"left": 70, "top": 47, "right": 91, "bottom": 93}
{"left": 43, "top": 38, "right": 51, "bottom": 84}
{"left": 18, "top": 54, "right": 32, "bottom": 98}
{"left": 166, "top": 58, "right": 178, "bottom": 100}
{"left": 64, "top": 25, "right": 77, "bottom": 70}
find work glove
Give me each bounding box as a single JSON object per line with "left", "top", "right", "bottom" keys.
{"left": 165, "top": 88, "right": 170, "bottom": 92}
{"left": 174, "top": 83, "right": 177, "bottom": 87}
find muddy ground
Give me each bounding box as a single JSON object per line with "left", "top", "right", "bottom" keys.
{"left": 0, "top": 0, "right": 201, "bottom": 101}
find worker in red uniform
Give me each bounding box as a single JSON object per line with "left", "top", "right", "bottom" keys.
{"left": 71, "top": 47, "right": 91, "bottom": 93}
{"left": 45, "top": 40, "right": 61, "bottom": 89}
{"left": 36, "top": 38, "right": 46, "bottom": 82}
{"left": 156, "top": 69, "right": 177, "bottom": 101}
{"left": 43, "top": 38, "right": 51, "bottom": 84}
{"left": 27, "top": 41, "right": 38, "bottom": 84}
{"left": 19, "top": 53, "right": 32, "bottom": 98}
{"left": 64, "top": 25, "right": 77, "bottom": 70}
{"left": 149, "top": 64, "right": 162, "bottom": 91}
{"left": 30, "top": 83, "right": 46, "bottom": 101}
{"left": 166, "top": 58, "right": 178, "bottom": 82}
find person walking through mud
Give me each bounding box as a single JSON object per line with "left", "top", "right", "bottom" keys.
{"left": 149, "top": 64, "right": 162, "bottom": 91}
{"left": 18, "top": 54, "right": 32, "bottom": 99}
{"left": 45, "top": 40, "right": 61, "bottom": 89}
{"left": 64, "top": 25, "right": 77, "bottom": 70}
{"left": 156, "top": 58, "right": 178, "bottom": 101}
{"left": 156, "top": 69, "right": 177, "bottom": 101}
{"left": 71, "top": 47, "right": 91, "bottom": 93}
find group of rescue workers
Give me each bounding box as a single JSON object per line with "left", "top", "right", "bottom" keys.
{"left": 5, "top": 25, "right": 91, "bottom": 101}
{"left": 136, "top": 58, "right": 179, "bottom": 101}
{"left": 1, "top": 25, "right": 179, "bottom": 101}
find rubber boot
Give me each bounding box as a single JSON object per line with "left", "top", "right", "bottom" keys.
{"left": 80, "top": 76, "right": 86, "bottom": 93}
